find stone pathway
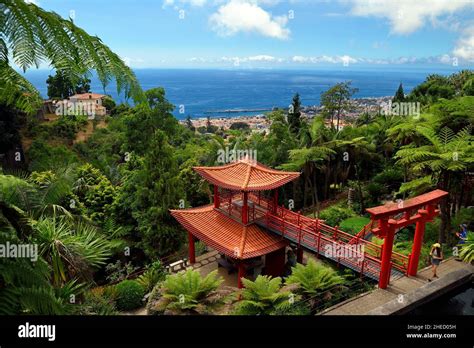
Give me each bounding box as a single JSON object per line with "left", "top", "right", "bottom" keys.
{"left": 322, "top": 258, "right": 473, "bottom": 315}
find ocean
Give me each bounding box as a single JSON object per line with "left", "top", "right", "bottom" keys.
{"left": 23, "top": 67, "right": 460, "bottom": 119}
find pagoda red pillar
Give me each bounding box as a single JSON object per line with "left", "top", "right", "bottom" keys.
{"left": 188, "top": 232, "right": 196, "bottom": 264}
{"left": 273, "top": 189, "right": 278, "bottom": 213}
{"left": 296, "top": 247, "right": 304, "bottom": 263}
{"left": 242, "top": 191, "right": 248, "bottom": 224}
{"left": 264, "top": 248, "right": 286, "bottom": 276}
{"left": 214, "top": 185, "right": 220, "bottom": 208}
{"left": 408, "top": 209, "right": 428, "bottom": 276}
{"left": 237, "top": 262, "right": 246, "bottom": 289}
{"left": 378, "top": 219, "right": 395, "bottom": 289}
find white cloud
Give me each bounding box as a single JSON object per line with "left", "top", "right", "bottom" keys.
{"left": 248, "top": 54, "right": 276, "bottom": 61}
{"left": 163, "top": 0, "right": 207, "bottom": 7}
{"left": 184, "top": 53, "right": 462, "bottom": 67}
{"left": 347, "top": 0, "right": 471, "bottom": 34}
{"left": 291, "top": 55, "right": 358, "bottom": 64}
{"left": 453, "top": 26, "right": 474, "bottom": 62}
{"left": 209, "top": 0, "right": 290, "bottom": 39}
{"left": 188, "top": 57, "right": 207, "bottom": 62}
{"left": 122, "top": 57, "right": 145, "bottom": 66}
{"left": 438, "top": 54, "right": 452, "bottom": 64}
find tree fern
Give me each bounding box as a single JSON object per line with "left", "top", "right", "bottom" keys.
{"left": 233, "top": 275, "right": 302, "bottom": 315}
{"left": 148, "top": 269, "right": 229, "bottom": 315}
{"left": 285, "top": 259, "right": 345, "bottom": 298}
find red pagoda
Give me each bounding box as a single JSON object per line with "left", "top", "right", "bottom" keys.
{"left": 171, "top": 158, "right": 448, "bottom": 290}
{"left": 171, "top": 159, "right": 300, "bottom": 288}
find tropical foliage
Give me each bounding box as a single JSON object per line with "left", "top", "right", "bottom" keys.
{"left": 459, "top": 232, "right": 474, "bottom": 264}
{"left": 147, "top": 269, "right": 230, "bottom": 315}
{"left": 0, "top": 0, "right": 472, "bottom": 316}
{"left": 0, "top": 0, "right": 144, "bottom": 114}
{"left": 233, "top": 275, "right": 304, "bottom": 315}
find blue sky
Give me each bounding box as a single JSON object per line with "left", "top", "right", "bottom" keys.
{"left": 35, "top": 0, "right": 474, "bottom": 69}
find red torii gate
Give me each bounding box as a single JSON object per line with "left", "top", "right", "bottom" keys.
{"left": 366, "top": 189, "right": 448, "bottom": 289}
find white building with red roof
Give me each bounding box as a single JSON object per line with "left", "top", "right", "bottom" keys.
{"left": 68, "top": 93, "right": 107, "bottom": 117}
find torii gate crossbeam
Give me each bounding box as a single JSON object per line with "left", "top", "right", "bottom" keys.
{"left": 365, "top": 189, "right": 449, "bottom": 289}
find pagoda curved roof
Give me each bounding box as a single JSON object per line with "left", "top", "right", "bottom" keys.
{"left": 170, "top": 205, "right": 287, "bottom": 260}
{"left": 193, "top": 159, "right": 300, "bottom": 191}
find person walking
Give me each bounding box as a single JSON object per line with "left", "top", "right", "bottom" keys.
{"left": 429, "top": 243, "right": 443, "bottom": 281}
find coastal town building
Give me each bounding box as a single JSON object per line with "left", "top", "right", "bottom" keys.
{"left": 67, "top": 93, "right": 107, "bottom": 117}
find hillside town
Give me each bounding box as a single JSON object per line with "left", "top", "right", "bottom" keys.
{"left": 183, "top": 96, "right": 393, "bottom": 132}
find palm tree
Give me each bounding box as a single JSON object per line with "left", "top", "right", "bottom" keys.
{"left": 148, "top": 269, "right": 230, "bottom": 315}
{"left": 280, "top": 117, "right": 335, "bottom": 216}
{"left": 233, "top": 275, "right": 305, "bottom": 315}
{"left": 33, "top": 217, "right": 112, "bottom": 286}
{"left": 0, "top": 173, "right": 111, "bottom": 306}
{"left": 0, "top": 0, "right": 144, "bottom": 114}
{"left": 0, "top": 169, "right": 78, "bottom": 220}
{"left": 395, "top": 126, "right": 474, "bottom": 242}
{"left": 0, "top": 202, "right": 82, "bottom": 314}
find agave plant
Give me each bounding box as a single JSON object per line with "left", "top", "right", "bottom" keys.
{"left": 233, "top": 275, "right": 305, "bottom": 315}
{"left": 147, "top": 269, "right": 230, "bottom": 315}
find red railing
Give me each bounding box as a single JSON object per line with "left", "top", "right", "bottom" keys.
{"left": 217, "top": 191, "right": 409, "bottom": 277}
{"left": 263, "top": 212, "right": 386, "bottom": 279}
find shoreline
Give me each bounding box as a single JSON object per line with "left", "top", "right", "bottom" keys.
{"left": 179, "top": 95, "right": 393, "bottom": 131}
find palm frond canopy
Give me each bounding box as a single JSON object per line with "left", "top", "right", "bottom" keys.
{"left": 0, "top": 0, "right": 145, "bottom": 113}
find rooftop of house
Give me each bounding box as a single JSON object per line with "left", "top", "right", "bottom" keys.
{"left": 69, "top": 93, "right": 106, "bottom": 100}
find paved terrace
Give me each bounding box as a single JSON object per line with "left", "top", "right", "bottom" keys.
{"left": 321, "top": 257, "right": 473, "bottom": 315}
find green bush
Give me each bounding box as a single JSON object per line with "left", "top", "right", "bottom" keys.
{"left": 115, "top": 280, "right": 145, "bottom": 311}
{"left": 373, "top": 168, "right": 404, "bottom": 189}
{"left": 366, "top": 182, "right": 384, "bottom": 203}
{"left": 319, "top": 205, "right": 356, "bottom": 227}
{"left": 50, "top": 115, "right": 88, "bottom": 140}
{"left": 75, "top": 163, "right": 116, "bottom": 223}
{"left": 27, "top": 139, "right": 80, "bottom": 172}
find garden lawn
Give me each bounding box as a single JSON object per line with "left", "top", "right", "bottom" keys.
{"left": 339, "top": 216, "right": 371, "bottom": 235}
